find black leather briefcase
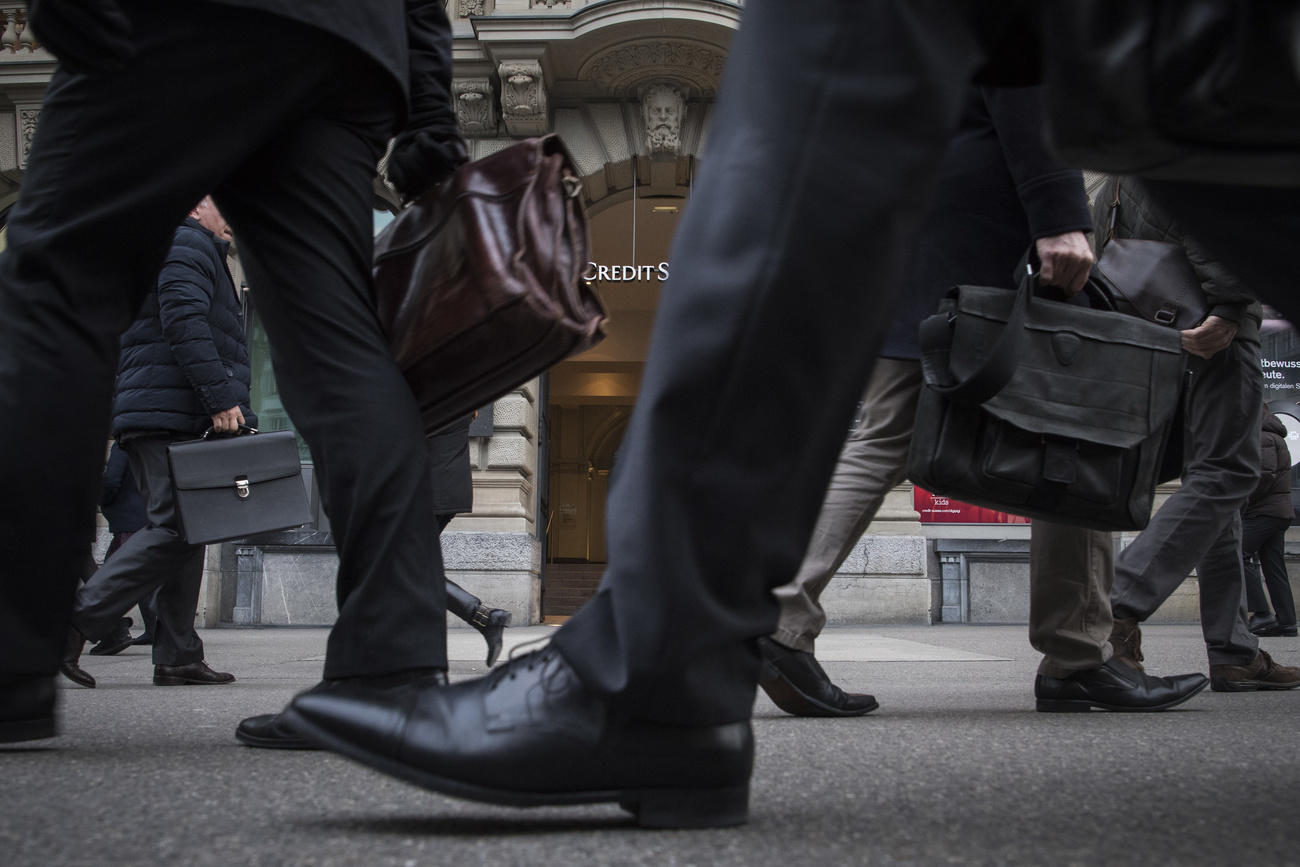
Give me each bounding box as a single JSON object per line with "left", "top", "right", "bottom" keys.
{"left": 907, "top": 271, "right": 1185, "bottom": 531}
{"left": 167, "top": 429, "right": 312, "bottom": 544}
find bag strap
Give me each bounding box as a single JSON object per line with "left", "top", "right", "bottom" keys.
{"left": 919, "top": 267, "right": 1120, "bottom": 406}
{"left": 1105, "top": 178, "right": 1122, "bottom": 244}
{"left": 918, "top": 268, "right": 1032, "bottom": 405}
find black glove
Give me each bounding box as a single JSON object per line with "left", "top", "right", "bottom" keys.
{"left": 28, "top": 0, "right": 135, "bottom": 74}
{"left": 384, "top": 129, "right": 468, "bottom": 204}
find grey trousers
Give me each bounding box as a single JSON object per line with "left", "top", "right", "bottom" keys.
{"left": 73, "top": 436, "right": 205, "bottom": 667}
{"left": 771, "top": 358, "right": 1116, "bottom": 676}
{"left": 1111, "top": 339, "right": 1263, "bottom": 667}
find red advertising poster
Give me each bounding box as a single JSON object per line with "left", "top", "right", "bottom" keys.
{"left": 913, "top": 487, "right": 1031, "bottom": 524}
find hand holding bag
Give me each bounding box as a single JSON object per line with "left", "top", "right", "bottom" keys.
{"left": 906, "top": 270, "right": 1185, "bottom": 531}
{"left": 373, "top": 134, "right": 607, "bottom": 434}
{"left": 167, "top": 427, "right": 312, "bottom": 544}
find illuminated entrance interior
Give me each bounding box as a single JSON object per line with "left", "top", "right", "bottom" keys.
{"left": 542, "top": 193, "right": 683, "bottom": 618}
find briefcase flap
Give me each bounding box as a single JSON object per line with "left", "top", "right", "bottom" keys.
{"left": 1095, "top": 238, "right": 1206, "bottom": 329}
{"left": 946, "top": 285, "right": 1185, "bottom": 449}
{"left": 168, "top": 431, "right": 302, "bottom": 491}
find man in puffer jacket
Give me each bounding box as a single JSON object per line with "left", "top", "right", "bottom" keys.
{"left": 62, "top": 197, "right": 250, "bottom": 689}
{"left": 1243, "top": 408, "right": 1297, "bottom": 638}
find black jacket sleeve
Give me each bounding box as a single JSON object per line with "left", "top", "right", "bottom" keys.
{"left": 387, "top": 0, "right": 466, "bottom": 201}
{"left": 983, "top": 86, "right": 1091, "bottom": 241}
{"left": 157, "top": 238, "right": 239, "bottom": 416}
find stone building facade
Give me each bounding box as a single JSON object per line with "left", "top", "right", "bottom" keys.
{"left": 0, "top": 1, "right": 1293, "bottom": 631}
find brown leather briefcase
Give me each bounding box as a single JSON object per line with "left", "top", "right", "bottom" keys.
{"left": 373, "top": 134, "right": 607, "bottom": 433}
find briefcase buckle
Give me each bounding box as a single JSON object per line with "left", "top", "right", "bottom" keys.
{"left": 235, "top": 477, "right": 250, "bottom": 499}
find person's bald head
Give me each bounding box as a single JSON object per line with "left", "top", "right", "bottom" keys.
{"left": 190, "top": 196, "right": 232, "bottom": 242}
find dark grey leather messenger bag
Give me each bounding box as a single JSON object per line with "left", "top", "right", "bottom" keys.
{"left": 907, "top": 270, "right": 1185, "bottom": 531}
{"left": 167, "top": 427, "right": 312, "bottom": 544}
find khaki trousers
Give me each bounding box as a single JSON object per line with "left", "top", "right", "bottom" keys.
{"left": 772, "top": 359, "right": 922, "bottom": 652}
{"left": 770, "top": 362, "right": 1115, "bottom": 676}
{"left": 1029, "top": 521, "right": 1114, "bottom": 677}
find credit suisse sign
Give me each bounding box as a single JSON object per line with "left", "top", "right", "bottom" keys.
{"left": 582, "top": 262, "right": 671, "bottom": 283}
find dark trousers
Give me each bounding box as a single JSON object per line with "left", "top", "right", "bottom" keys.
{"left": 1243, "top": 514, "right": 1296, "bottom": 626}
{"left": 74, "top": 436, "right": 204, "bottom": 666}
{"left": 1111, "top": 341, "right": 1263, "bottom": 666}
{"left": 0, "top": 0, "right": 444, "bottom": 679}
{"left": 551, "top": 0, "right": 988, "bottom": 725}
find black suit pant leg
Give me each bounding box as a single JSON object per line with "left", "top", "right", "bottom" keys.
{"left": 0, "top": 3, "right": 434, "bottom": 677}
{"left": 549, "top": 0, "right": 987, "bottom": 725}
{"left": 1243, "top": 514, "right": 1296, "bottom": 625}
{"left": 211, "top": 65, "right": 446, "bottom": 679}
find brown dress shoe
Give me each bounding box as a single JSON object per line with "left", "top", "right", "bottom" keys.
{"left": 756, "top": 637, "right": 879, "bottom": 717}
{"left": 1210, "top": 649, "right": 1300, "bottom": 692}
{"left": 153, "top": 661, "right": 235, "bottom": 686}
{"left": 1109, "top": 617, "right": 1145, "bottom": 671}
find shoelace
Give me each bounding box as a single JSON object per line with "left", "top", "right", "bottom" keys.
{"left": 486, "top": 637, "right": 555, "bottom": 692}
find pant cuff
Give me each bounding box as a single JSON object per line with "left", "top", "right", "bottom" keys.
{"left": 1037, "top": 646, "right": 1112, "bottom": 679}
{"left": 771, "top": 628, "right": 814, "bottom": 654}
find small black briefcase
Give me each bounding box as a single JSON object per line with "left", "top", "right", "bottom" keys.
{"left": 167, "top": 429, "right": 312, "bottom": 544}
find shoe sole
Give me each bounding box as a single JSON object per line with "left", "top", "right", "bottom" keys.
{"left": 88, "top": 637, "right": 135, "bottom": 657}
{"left": 757, "top": 662, "right": 879, "bottom": 718}
{"left": 1036, "top": 677, "right": 1209, "bottom": 712}
{"left": 153, "top": 676, "right": 236, "bottom": 686}
{"left": 0, "top": 716, "right": 56, "bottom": 743}
{"left": 1210, "top": 678, "right": 1300, "bottom": 692}
{"left": 234, "top": 729, "right": 320, "bottom": 750}
{"left": 280, "top": 707, "right": 749, "bottom": 829}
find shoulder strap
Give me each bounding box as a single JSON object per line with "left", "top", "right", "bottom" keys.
{"left": 1106, "top": 178, "right": 1122, "bottom": 243}
{"left": 918, "top": 269, "right": 1032, "bottom": 405}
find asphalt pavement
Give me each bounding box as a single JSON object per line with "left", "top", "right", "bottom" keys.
{"left": 4, "top": 624, "right": 1298, "bottom": 866}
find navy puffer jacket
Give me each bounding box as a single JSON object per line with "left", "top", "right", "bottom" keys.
{"left": 111, "top": 218, "right": 256, "bottom": 437}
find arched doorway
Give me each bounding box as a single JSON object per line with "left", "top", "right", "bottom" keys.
{"left": 540, "top": 189, "right": 685, "bottom": 619}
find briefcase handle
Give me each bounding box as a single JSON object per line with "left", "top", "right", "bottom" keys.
{"left": 919, "top": 266, "right": 1118, "bottom": 407}
{"left": 201, "top": 423, "right": 260, "bottom": 440}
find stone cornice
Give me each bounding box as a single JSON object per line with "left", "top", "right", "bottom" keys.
{"left": 469, "top": 0, "right": 741, "bottom": 42}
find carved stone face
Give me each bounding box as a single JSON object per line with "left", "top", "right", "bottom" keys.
{"left": 642, "top": 85, "right": 685, "bottom": 154}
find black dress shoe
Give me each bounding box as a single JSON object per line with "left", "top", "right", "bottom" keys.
{"left": 60, "top": 627, "right": 94, "bottom": 689}
{"left": 1035, "top": 659, "right": 1208, "bottom": 712}
{"left": 234, "top": 668, "right": 446, "bottom": 748}
{"left": 756, "top": 637, "right": 878, "bottom": 717}
{"left": 1254, "top": 622, "right": 1298, "bottom": 638}
{"left": 1249, "top": 613, "right": 1280, "bottom": 636}
{"left": 0, "top": 674, "right": 57, "bottom": 743}
{"left": 153, "top": 661, "right": 235, "bottom": 686}
{"left": 235, "top": 713, "right": 320, "bottom": 750}
{"left": 285, "top": 648, "right": 754, "bottom": 829}
{"left": 89, "top": 617, "right": 134, "bottom": 656}
{"left": 471, "top": 605, "right": 512, "bottom": 667}
{"left": 130, "top": 632, "right": 154, "bottom": 646}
